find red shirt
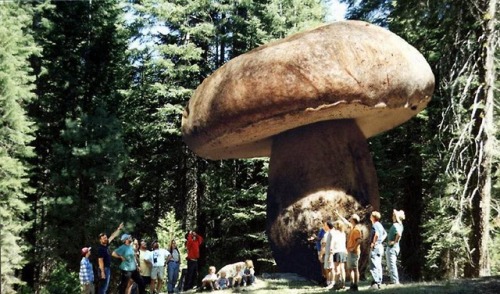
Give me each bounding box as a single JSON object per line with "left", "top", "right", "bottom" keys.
{"left": 186, "top": 234, "right": 203, "bottom": 260}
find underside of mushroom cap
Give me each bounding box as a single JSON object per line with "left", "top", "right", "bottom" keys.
{"left": 181, "top": 20, "right": 435, "bottom": 160}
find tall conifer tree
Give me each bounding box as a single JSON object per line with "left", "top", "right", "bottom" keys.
{"left": 0, "top": 2, "right": 38, "bottom": 292}
{"left": 29, "top": 0, "right": 130, "bottom": 281}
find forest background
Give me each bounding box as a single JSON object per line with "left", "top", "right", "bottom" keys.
{"left": 0, "top": 0, "right": 498, "bottom": 293}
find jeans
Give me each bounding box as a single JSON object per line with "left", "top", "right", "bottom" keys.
{"left": 98, "top": 267, "right": 111, "bottom": 294}
{"left": 167, "top": 261, "right": 180, "bottom": 293}
{"left": 386, "top": 246, "right": 400, "bottom": 284}
{"left": 369, "top": 243, "right": 384, "bottom": 284}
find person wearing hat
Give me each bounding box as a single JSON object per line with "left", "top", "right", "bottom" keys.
{"left": 112, "top": 233, "right": 146, "bottom": 294}
{"left": 336, "top": 211, "right": 363, "bottom": 292}
{"left": 79, "top": 247, "right": 95, "bottom": 294}
{"left": 386, "top": 209, "right": 405, "bottom": 284}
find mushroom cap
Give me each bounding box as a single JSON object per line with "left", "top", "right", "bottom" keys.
{"left": 181, "top": 20, "right": 435, "bottom": 160}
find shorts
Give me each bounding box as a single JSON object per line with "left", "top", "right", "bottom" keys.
{"left": 347, "top": 252, "right": 359, "bottom": 269}
{"left": 141, "top": 276, "right": 151, "bottom": 284}
{"left": 151, "top": 266, "right": 165, "bottom": 279}
{"left": 333, "top": 252, "right": 347, "bottom": 263}
{"left": 323, "top": 254, "right": 333, "bottom": 269}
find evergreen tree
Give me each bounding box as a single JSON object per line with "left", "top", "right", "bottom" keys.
{"left": 28, "top": 0, "right": 131, "bottom": 286}
{"left": 0, "top": 2, "right": 38, "bottom": 292}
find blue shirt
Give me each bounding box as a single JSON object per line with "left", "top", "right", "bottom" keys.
{"left": 114, "top": 244, "right": 137, "bottom": 271}
{"left": 370, "top": 221, "right": 387, "bottom": 245}
{"left": 316, "top": 228, "right": 325, "bottom": 252}
{"left": 79, "top": 257, "right": 94, "bottom": 284}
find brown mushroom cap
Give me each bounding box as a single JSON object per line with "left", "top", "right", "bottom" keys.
{"left": 181, "top": 20, "right": 435, "bottom": 160}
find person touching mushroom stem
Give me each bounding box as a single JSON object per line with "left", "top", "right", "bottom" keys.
{"left": 181, "top": 20, "right": 434, "bottom": 281}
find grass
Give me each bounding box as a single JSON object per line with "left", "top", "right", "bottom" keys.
{"left": 191, "top": 275, "right": 500, "bottom": 294}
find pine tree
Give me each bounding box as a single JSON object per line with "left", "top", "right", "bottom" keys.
{"left": 28, "top": 0, "right": 131, "bottom": 285}
{"left": 0, "top": 2, "right": 38, "bottom": 292}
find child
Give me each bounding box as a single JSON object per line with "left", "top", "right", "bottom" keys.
{"left": 201, "top": 266, "right": 218, "bottom": 291}
{"left": 216, "top": 271, "right": 230, "bottom": 290}
{"left": 243, "top": 259, "right": 255, "bottom": 286}
{"left": 232, "top": 264, "right": 244, "bottom": 288}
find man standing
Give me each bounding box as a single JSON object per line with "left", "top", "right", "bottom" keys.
{"left": 97, "top": 222, "right": 123, "bottom": 294}
{"left": 184, "top": 231, "right": 203, "bottom": 291}
{"left": 337, "top": 212, "right": 363, "bottom": 292}
{"left": 369, "top": 211, "right": 387, "bottom": 290}
{"left": 149, "top": 240, "right": 170, "bottom": 294}
{"left": 113, "top": 233, "right": 146, "bottom": 294}
{"left": 138, "top": 240, "right": 152, "bottom": 292}
{"left": 79, "top": 247, "right": 95, "bottom": 294}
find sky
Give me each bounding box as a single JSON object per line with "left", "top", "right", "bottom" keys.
{"left": 326, "top": 0, "right": 348, "bottom": 22}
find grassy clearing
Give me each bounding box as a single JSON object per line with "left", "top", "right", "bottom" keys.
{"left": 187, "top": 275, "right": 500, "bottom": 294}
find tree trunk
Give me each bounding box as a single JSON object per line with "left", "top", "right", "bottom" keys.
{"left": 401, "top": 120, "right": 424, "bottom": 280}
{"left": 464, "top": 0, "right": 496, "bottom": 278}
{"left": 184, "top": 149, "right": 199, "bottom": 230}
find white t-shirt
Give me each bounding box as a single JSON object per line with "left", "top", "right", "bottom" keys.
{"left": 149, "top": 248, "right": 170, "bottom": 267}
{"left": 331, "top": 229, "right": 347, "bottom": 254}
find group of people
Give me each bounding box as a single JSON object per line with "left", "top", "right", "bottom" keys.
{"left": 200, "top": 260, "right": 256, "bottom": 292}
{"left": 79, "top": 224, "right": 204, "bottom": 294}
{"left": 312, "top": 209, "right": 405, "bottom": 291}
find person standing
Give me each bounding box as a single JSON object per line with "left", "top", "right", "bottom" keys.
{"left": 386, "top": 209, "right": 405, "bottom": 285}
{"left": 97, "top": 222, "right": 123, "bottom": 294}
{"left": 138, "top": 240, "right": 152, "bottom": 292}
{"left": 322, "top": 220, "right": 335, "bottom": 289}
{"left": 331, "top": 221, "right": 347, "bottom": 290}
{"left": 112, "top": 233, "right": 146, "bottom": 294}
{"left": 308, "top": 220, "right": 326, "bottom": 283}
{"left": 167, "top": 239, "right": 181, "bottom": 294}
{"left": 343, "top": 213, "right": 363, "bottom": 292}
{"left": 149, "top": 240, "right": 170, "bottom": 294}
{"left": 369, "top": 211, "right": 387, "bottom": 290}
{"left": 184, "top": 230, "right": 203, "bottom": 291}
{"left": 79, "top": 247, "right": 95, "bottom": 294}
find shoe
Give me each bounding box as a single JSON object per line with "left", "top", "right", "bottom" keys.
{"left": 348, "top": 284, "right": 358, "bottom": 292}
{"left": 370, "top": 283, "right": 381, "bottom": 290}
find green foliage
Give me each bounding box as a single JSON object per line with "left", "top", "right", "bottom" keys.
{"left": 0, "top": 1, "right": 39, "bottom": 292}
{"left": 26, "top": 1, "right": 133, "bottom": 289}
{"left": 39, "top": 261, "right": 80, "bottom": 294}
{"left": 155, "top": 210, "right": 187, "bottom": 258}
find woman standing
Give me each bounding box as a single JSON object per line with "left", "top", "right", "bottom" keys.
{"left": 167, "top": 239, "right": 181, "bottom": 294}
{"left": 386, "top": 210, "right": 405, "bottom": 285}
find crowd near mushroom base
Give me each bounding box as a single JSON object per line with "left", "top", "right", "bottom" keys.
{"left": 267, "top": 119, "right": 378, "bottom": 281}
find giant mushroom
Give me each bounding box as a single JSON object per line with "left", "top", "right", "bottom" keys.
{"left": 181, "top": 20, "right": 434, "bottom": 280}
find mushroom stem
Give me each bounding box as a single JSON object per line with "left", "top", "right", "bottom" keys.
{"left": 267, "top": 119, "right": 379, "bottom": 281}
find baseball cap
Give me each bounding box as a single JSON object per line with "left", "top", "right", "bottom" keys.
{"left": 350, "top": 214, "right": 361, "bottom": 223}
{"left": 121, "top": 233, "right": 132, "bottom": 241}
{"left": 81, "top": 247, "right": 91, "bottom": 257}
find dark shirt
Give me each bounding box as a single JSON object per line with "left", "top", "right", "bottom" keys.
{"left": 98, "top": 242, "right": 111, "bottom": 268}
